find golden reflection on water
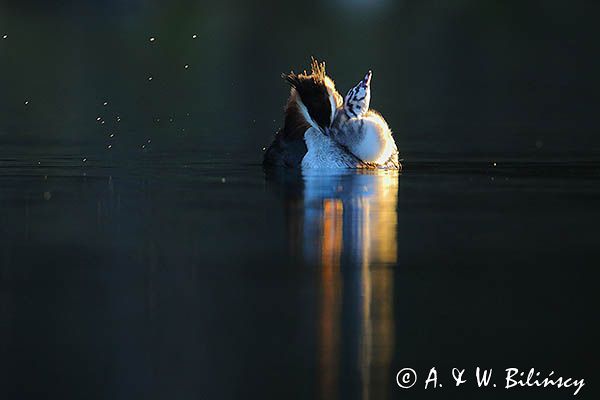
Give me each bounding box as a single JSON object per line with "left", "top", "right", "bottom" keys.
{"left": 318, "top": 198, "right": 343, "bottom": 400}
{"left": 300, "top": 170, "right": 399, "bottom": 400}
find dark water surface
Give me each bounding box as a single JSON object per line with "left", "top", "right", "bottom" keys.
{"left": 2, "top": 1, "right": 599, "bottom": 398}
{"left": 1, "top": 153, "right": 598, "bottom": 399}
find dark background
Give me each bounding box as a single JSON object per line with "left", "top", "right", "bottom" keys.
{"left": 1, "top": 0, "right": 599, "bottom": 161}
{"left": 1, "top": 2, "right": 599, "bottom": 400}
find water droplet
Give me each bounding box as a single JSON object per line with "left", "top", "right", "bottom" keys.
{"left": 24, "top": 100, "right": 29, "bottom": 105}
{"left": 147, "top": 139, "right": 151, "bottom": 143}
{"left": 192, "top": 34, "right": 197, "bottom": 39}
{"left": 116, "top": 116, "right": 121, "bottom": 122}
{"left": 96, "top": 116, "right": 102, "bottom": 121}
{"left": 107, "top": 144, "right": 112, "bottom": 149}
{"left": 37, "top": 161, "right": 41, "bottom": 165}
{"left": 82, "top": 158, "right": 87, "bottom": 162}
{"left": 103, "top": 101, "right": 108, "bottom": 106}
{"left": 261, "top": 147, "right": 266, "bottom": 151}
{"left": 149, "top": 37, "right": 155, "bottom": 42}
{"left": 221, "top": 177, "right": 226, "bottom": 183}
{"left": 101, "top": 120, "right": 105, "bottom": 125}
{"left": 148, "top": 76, "right": 153, "bottom": 81}
{"left": 169, "top": 117, "right": 174, "bottom": 122}
{"left": 184, "top": 64, "right": 189, "bottom": 69}
{"left": 2, "top": 34, "right": 7, "bottom": 39}
{"left": 142, "top": 144, "right": 146, "bottom": 149}
{"left": 109, "top": 133, "right": 114, "bottom": 138}
{"left": 492, "top": 162, "right": 497, "bottom": 167}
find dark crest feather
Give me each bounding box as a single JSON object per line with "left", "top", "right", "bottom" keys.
{"left": 282, "top": 72, "right": 301, "bottom": 88}
{"left": 280, "top": 58, "right": 332, "bottom": 131}
{"left": 282, "top": 57, "right": 326, "bottom": 87}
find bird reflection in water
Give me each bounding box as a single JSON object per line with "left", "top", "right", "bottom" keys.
{"left": 267, "top": 169, "right": 399, "bottom": 400}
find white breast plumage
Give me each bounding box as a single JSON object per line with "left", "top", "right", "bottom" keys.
{"left": 301, "top": 128, "right": 361, "bottom": 169}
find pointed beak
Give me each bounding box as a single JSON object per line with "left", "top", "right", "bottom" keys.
{"left": 364, "top": 70, "right": 372, "bottom": 86}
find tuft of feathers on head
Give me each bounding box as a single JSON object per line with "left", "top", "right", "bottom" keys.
{"left": 280, "top": 58, "right": 334, "bottom": 131}
{"left": 309, "top": 57, "right": 326, "bottom": 83}
{"left": 282, "top": 57, "right": 326, "bottom": 88}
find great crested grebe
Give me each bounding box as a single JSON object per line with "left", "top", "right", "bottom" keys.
{"left": 262, "top": 59, "right": 399, "bottom": 170}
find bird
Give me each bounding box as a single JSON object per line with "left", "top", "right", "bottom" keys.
{"left": 263, "top": 59, "right": 399, "bottom": 170}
